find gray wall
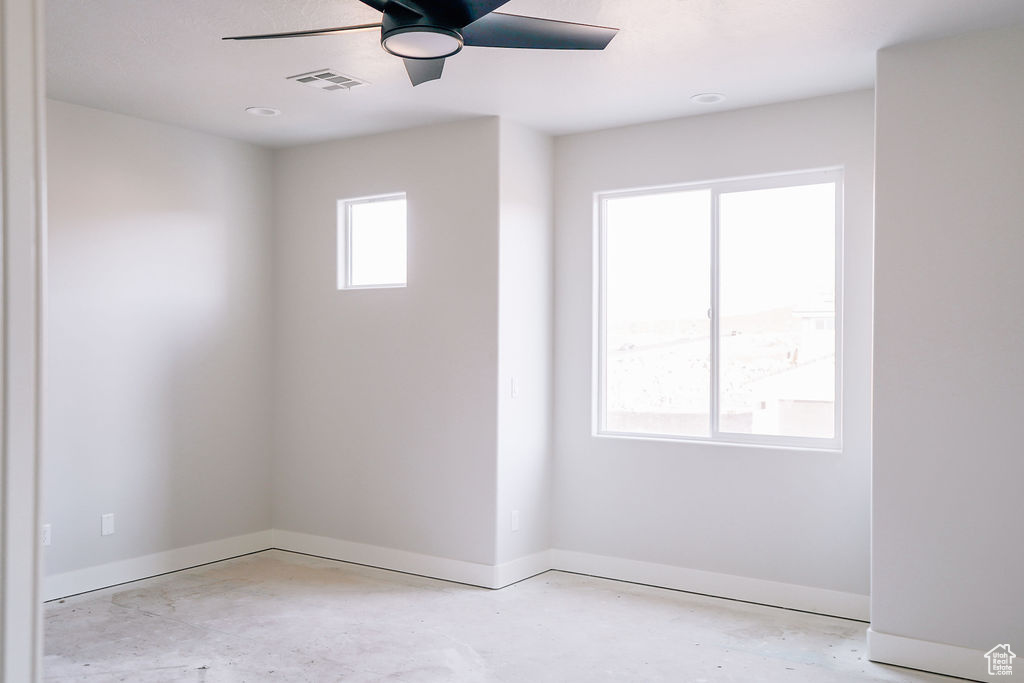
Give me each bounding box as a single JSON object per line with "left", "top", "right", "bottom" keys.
{"left": 872, "top": 24, "right": 1024, "bottom": 660}
{"left": 552, "top": 91, "right": 876, "bottom": 595}
{"left": 271, "top": 118, "right": 502, "bottom": 565}
{"left": 44, "top": 100, "right": 275, "bottom": 573}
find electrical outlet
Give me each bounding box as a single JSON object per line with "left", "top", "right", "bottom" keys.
{"left": 511, "top": 509, "right": 520, "bottom": 532}
{"left": 101, "top": 513, "right": 115, "bottom": 536}
{"left": 42, "top": 524, "right": 51, "bottom": 547}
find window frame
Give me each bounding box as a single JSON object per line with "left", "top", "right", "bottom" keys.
{"left": 594, "top": 168, "right": 844, "bottom": 451}
{"left": 337, "top": 192, "right": 408, "bottom": 290}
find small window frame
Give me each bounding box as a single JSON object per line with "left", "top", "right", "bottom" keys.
{"left": 337, "top": 192, "right": 408, "bottom": 290}
{"left": 594, "top": 168, "right": 844, "bottom": 451}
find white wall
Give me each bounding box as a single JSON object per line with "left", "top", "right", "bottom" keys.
{"left": 871, "top": 25, "right": 1024, "bottom": 679}
{"left": 495, "top": 121, "right": 553, "bottom": 564}
{"left": 552, "top": 91, "right": 875, "bottom": 601}
{"left": 1, "top": 0, "right": 46, "bottom": 674}
{"left": 40, "top": 91, "right": 882, "bottom": 617}
{"left": 44, "top": 101, "right": 275, "bottom": 575}
{"left": 272, "top": 118, "right": 502, "bottom": 566}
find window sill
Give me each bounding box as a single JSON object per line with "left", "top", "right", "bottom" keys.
{"left": 593, "top": 430, "right": 843, "bottom": 453}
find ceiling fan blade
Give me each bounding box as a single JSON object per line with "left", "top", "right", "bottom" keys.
{"left": 404, "top": 58, "right": 444, "bottom": 86}
{"left": 407, "top": 0, "right": 512, "bottom": 28}
{"left": 461, "top": 12, "right": 618, "bottom": 50}
{"left": 222, "top": 23, "right": 381, "bottom": 41}
{"left": 355, "top": 0, "right": 389, "bottom": 11}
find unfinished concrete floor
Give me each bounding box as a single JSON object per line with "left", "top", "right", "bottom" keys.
{"left": 45, "top": 550, "right": 952, "bottom": 682}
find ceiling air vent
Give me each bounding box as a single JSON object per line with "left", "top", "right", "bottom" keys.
{"left": 287, "top": 69, "right": 367, "bottom": 92}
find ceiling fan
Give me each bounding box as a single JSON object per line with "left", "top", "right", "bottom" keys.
{"left": 223, "top": 0, "right": 619, "bottom": 86}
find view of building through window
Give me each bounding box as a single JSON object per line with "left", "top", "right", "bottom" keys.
{"left": 600, "top": 174, "right": 839, "bottom": 445}
{"left": 719, "top": 183, "right": 836, "bottom": 438}
{"left": 604, "top": 189, "right": 712, "bottom": 438}
{"left": 339, "top": 195, "right": 407, "bottom": 288}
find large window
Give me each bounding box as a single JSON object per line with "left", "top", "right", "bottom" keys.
{"left": 597, "top": 170, "right": 842, "bottom": 448}
{"left": 338, "top": 194, "right": 407, "bottom": 289}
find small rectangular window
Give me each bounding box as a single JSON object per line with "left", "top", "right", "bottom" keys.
{"left": 597, "top": 170, "right": 842, "bottom": 449}
{"left": 338, "top": 194, "right": 407, "bottom": 289}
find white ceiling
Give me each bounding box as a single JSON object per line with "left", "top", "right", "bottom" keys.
{"left": 47, "top": 0, "right": 1024, "bottom": 148}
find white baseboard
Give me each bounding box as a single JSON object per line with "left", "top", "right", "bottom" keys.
{"left": 493, "top": 550, "right": 552, "bottom": 588}
{"left": 270, "top": 533, "right": 867, "bottom": 620}
{"left": 271, "top": 529, "right": 550, "bottom": 589}
{"left": 549, "top": 549, "right": 870, "bottom": 621}
{"left": 867, "top": 628, "right": 987, "bottom": 682}
{"left": 270, "top": 529, "right": 494, "bottom": 587}
{"left": 43, "top": 530, "right": 273, "bottom": 601}
{"left": 43, "top": 529, "right": 869, "bottom": 625}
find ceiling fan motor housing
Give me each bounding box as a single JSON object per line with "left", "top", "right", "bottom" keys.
{"left": 381, "top": 13, "right": 464, "bottom": 60}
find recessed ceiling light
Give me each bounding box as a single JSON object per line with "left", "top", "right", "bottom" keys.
{"left": 690, "top": 93, "right": 726, "bottom": 105}
{"left": 245, "top": 107, "right": 281, "bottom": 117}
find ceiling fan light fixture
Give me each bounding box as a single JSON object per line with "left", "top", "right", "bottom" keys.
{"left": 382, "top": 26, "right": 463, "bottom": 60}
